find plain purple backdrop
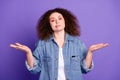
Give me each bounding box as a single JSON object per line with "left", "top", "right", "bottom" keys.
{"left": 0, "top": 0, "right": 120, "bottom": 80}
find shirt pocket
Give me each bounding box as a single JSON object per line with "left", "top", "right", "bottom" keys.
{"left": 42, "top": 57, "right": 52, "bottom": 71}
{"left": 71, "top": 55, "right": 81, "bottom": 70}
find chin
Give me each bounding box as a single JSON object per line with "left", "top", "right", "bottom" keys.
{"left": 54, "top": 29, "right": 64, "bottom": 32}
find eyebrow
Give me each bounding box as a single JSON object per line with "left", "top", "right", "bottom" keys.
{"left": 50, "top": 15, "right": 62, "bottom": 19}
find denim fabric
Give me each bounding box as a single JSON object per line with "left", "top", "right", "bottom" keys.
{"left": 26, "top": 33, "right": 93, "bottom": 80}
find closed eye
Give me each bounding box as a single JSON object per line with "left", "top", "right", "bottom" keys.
{"left": 59, "top": 17, "right": 62, "bottom": 20}
{"left": 50, "top": 19, "right": 55, "bottom": 22}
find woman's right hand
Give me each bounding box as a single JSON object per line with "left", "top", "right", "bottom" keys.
{"left": 10, "top": 43, "right": 31, "bottom": 54}
{"left": 10, "top": 43, "right": 34, "bottom": 68}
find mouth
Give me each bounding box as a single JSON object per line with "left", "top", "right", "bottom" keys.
{"left": 55, "top": 25, "right": 61, "bottom": 28}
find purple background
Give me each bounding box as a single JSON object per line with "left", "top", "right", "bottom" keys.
{"left": 0, "top": 0, "right": 120, "bottom": 80}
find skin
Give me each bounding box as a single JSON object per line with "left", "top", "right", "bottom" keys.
{"left": 10, "top": 12, "right": 109, "bottom": 69}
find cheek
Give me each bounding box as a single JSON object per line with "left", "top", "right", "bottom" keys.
{"left": 50, "top": 22, "right": 55, "bottom": 29}
{"left": 61, "top": 21, "right": 65, "bottom": 27}
{"left": 62, "top": 19, "right": 65, "bottom": 24}
{"left": 50, "top": 22, "right": 54, "bottom": 26}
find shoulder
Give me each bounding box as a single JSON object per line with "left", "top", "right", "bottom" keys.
{"left": 35, "top": 39, "right": 46, "bottom": 47}
{"left": 70, "top": 35, "right": 83, "bottom": 44}
{"left": 69, "top": 35, "right": 86, "bottom": 47}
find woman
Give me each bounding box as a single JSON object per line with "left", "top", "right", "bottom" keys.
{"left": 10, "top": 8, "right": 109, "bottom": 80}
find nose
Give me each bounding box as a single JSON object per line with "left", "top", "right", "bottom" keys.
{"left": 55, "top": 19, "right": 59, "bottom": 24}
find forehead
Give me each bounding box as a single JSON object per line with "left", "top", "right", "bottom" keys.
{"left": 49, "top": 12, "right": 63, "bottom": 18}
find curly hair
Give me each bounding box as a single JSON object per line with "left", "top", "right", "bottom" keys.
{"left": 37, "top": 8, "right": 80, "bottom": 40}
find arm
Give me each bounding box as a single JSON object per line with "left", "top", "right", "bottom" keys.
{"left": 85, "top": 43, "right": 109, "bottom": 69}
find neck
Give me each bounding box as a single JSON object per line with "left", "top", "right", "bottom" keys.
{"left": 53, "top": 30, "right": 65, "bottom": 40}
{"left": 53, "top": 30, "right": 65, "bottom": 48}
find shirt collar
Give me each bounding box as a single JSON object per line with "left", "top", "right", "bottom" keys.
{"left": 48, "top": 33, "right": 75, "bottom": 42}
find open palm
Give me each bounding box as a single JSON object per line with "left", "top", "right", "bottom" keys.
{"left": 89, "top": 43, "right": 109, "bottom": 52}
{"left": 10, "top": 43, "right": 31, "bottom": 53}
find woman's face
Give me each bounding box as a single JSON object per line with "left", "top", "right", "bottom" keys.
{"left": 49, "top": 12, "right": 65, "bottom": 32}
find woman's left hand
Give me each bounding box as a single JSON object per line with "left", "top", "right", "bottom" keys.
{"left": 88, "top": 43, "right": 109, "bottom": 52}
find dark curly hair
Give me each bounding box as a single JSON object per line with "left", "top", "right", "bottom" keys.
{"left": 37, "top": 8, "right": 80, "bottom": 40}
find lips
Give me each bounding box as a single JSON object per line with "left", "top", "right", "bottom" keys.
{"left": 55, "top": 25, "right": 61, "bottom": 28}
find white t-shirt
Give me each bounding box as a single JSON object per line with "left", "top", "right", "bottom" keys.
{"left": 57, "top": 48, "right": 66, "bottom": 80}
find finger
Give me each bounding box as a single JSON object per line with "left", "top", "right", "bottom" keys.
{"left": 94, "top": 43, "right": 109, "bottom": 47}
{"left": 10, "top": 43, "right": 23, "bottom": 48}
{"left": 91, "top": 43, "right": 104, "bottom": 47}
{"left": 103, "top": 43, "right": 109, "bottom": 46}
{"left": 10, "top": 44, "right": 17, "bottom": 48}
{"left": 96, "top": 43, "right": 106, "bottom": 47}
{"left": 15, "top": 43, "right": 24, "bottom": 47}
{"left": 10, "top": 44, "right": 20, "bottom": 48}
{"left": 98, "top": 43, "right": 109, "bottom": 48}
{"left": 95, "top": 43, "right": 109, "bottom": 50}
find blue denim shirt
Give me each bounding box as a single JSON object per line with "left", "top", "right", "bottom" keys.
{"left": 26, "top": 33, "right": 93, "bottom": 80}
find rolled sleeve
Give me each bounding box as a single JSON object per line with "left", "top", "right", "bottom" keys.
{"left": 81, "top": 59, "right": 94, "bottom": 73}
{"left": 25, "top": 58, "right": 38, "bottom": 71}
{"left": 25, "top": 57, "right": 41, "bottom": 74}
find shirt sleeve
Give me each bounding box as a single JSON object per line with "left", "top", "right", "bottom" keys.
{"left": 79, "top": 40, "right": 94, "bottom": 73}
{"left": 25, "top": 57, "right": 38, "bottom": 71}
{"left": 81, "top": 59, "right": 94, "bottom": 73}
{"left": 25, "top": 40, "right": 42, "bottom": 74}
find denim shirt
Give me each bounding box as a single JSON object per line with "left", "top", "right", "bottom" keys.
{"left": 26, "top": 33, "right": 94, "bottom": 80}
